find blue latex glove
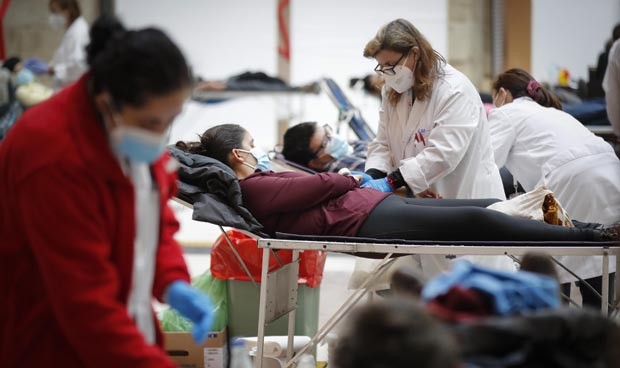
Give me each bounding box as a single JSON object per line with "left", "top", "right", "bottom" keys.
{"left": 166, "top": 281, "right": 215, "bottom": 344}
{"left": 361, "top": 177, "right": 394, "bottom": 192}
{"left": 24, "top": 57, "right": 49, "bottom": 74}
{"left": 350, "top": 171, "right": 373, "bottom": 185}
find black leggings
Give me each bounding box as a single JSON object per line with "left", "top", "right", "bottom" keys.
{"left": 357, "top": 196, "right": 598, "bottom": 241}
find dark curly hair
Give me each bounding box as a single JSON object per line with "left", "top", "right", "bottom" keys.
{"left": 281, "top": 122, "right": 318, "bottom": 167}
{"left": 334, "top": 300, "right": 459, "bottom": 368}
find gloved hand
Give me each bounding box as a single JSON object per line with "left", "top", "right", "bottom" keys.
{"left": 361, "top": 178, "right": 394, "bottom": 193}
{"left": 166, "top": 281, "right": 215, "bottom": 344}
{"left": 23, "top": 57, "right": 49, "bottom": 75}
{"left": 350, "top": 171, "right": 373, "bottom": 185}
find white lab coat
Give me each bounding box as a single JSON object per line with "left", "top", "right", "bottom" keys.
{"left": 364, "top": 63, "right": 511, "bottom": 278}
{"left": 488, "top": 97, "right": 620, "bottom": 282}
{"left": 603, "top": 39, "right": 620, "bottom": 138}
{"left": 125, "top": 161, "right": 160, "bottom": 344}
{"left": 366, "top": 63, "right": 505, "bottom": 199}
{"left": 50, "top": 16, "right": 90, "bottom": 89}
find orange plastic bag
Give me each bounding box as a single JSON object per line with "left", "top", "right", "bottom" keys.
{"left": 210, "top": 230, "right": 326, "bottom": 288}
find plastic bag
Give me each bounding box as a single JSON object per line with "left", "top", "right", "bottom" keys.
{"left": 487, "top": 185, "right": 573, "bottom": 227}
{"left": 159, "top": 269, "right": 228, "bottom": 332}
{"left": 210, "top": 230, "right": 326, "bottom": 288}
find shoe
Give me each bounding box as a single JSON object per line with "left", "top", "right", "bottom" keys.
{"left": 600, "top": 222, "right": 620, "bottom": 241}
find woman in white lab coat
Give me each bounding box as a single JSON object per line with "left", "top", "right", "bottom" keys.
{"left": 358, "top": 19, "right": 509, "bottom": 278}
{"left": 362, "top": 19, "right": 504, "bottom": 200}
{"left": 47, "top": 0, "right": 89, "bottom": 88}
{"left": 489, "top": 68, "right": 620, "bottom": 307}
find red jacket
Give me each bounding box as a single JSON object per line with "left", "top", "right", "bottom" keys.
{"left": 0, "top": 75, "right": 190, "bottom": 367}
{"left": 239, "top": 171, "right": 390, "bottom": 237}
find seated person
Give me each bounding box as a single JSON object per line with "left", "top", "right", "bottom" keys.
{"left": 334, "top": 299, "right": 460, "bottom": 368}
{"left": 175, "top": 124, "right": 618, "bottom": 243}
{"left": 282, "top": 122, "right": 367, "bottom": 172}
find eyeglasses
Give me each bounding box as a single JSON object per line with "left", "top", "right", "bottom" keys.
{"left": 312, "top": 124, "right": 333, "bottom": 157}
{"left": 374, "top": 51, "right": 408, "bottom": 76}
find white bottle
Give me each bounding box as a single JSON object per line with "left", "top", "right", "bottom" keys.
{"left": 296, "top": 354, "right": 316, "bottom": 368}
{"left": 230, "top": 338, "right": 253, "bottom": 368}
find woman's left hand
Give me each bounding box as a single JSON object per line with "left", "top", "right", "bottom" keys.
{"left": 415, "top": 189, "right": 442, "bottom": 199}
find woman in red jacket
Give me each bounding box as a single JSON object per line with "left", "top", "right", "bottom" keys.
{"left": 176, "top": 124, "right": 618, "bottom": 242}
{"left": 0, "top": 16, "right": 212, "bottom": 367}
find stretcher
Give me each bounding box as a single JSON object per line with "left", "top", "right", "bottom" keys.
{"left": 168, "top": 147, "right": 620, "bottom": 368}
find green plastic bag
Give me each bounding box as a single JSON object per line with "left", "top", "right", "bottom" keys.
{"left": 159, "top": 269, "right": 228, "bottom": 332}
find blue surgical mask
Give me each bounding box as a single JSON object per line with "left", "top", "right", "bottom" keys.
{"left": 105, "top": 103, "right": 167, "bottom": 163}
{"left": 324, "top": 134, "right": 352, "bottom": 159}
{"left": 238, "top": 147, "right": 271, "bottom": 171}
{"left": 110, "top": 126, "right": 167, "bottom": 163}
{"left": 15, "top": 68, "right": 35, "bottom": 86}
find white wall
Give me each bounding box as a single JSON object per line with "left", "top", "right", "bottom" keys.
{"left": 115, "top": 0, "right": 448, "bottom": 150}
{"left": 532, "top": 0, "right": 620, "bottom": 83}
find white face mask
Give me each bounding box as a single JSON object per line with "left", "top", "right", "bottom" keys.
{"left": 383, "top": 52, "right": 415, "bottom": 94}
{"left": 48, "top": 13, "right": 66, "bottom": 29}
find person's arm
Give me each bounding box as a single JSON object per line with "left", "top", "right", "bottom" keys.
{"left": 399, "top": 90, "right": 480, "bottom": 194}
{"left": 604, "top": 42, "right": 620, "bottom": 138}
{"left": 242, "top": 172, "right": 358, "bottom": 217}
{"left": 17, "top": 165, "right": 176, "bottom": 368}
{"left": 365, "top": 87, "right": 392, "bottom": 175}
{"left": 487, "top": 108, "right": 517, "bottom": 167}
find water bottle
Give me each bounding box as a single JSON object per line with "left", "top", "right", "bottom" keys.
{"left": 296, "top": 354, "right": 316, "bottom": 368}
{"left": 230, "top": 338, "right": 253, "bottom": 368}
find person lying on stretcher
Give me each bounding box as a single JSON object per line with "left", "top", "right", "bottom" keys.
{"left": 175, "top": 124, "right": 619, "bottom": 242}
{"left": 282, "top": 122, "right": 369, "bottom": 174}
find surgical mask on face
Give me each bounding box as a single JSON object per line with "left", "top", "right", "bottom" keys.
{"left": 324, "top": 134, "right": 352, "bottom": 160}
{"left": 15, "top": 68, "right": 35, "bottom": 86}
{"left": 383, "top": 53, "right": 414, "bottom": 94}
{"left": 105, "top": 103, "right": 167, "bottom": 164}
{"left": 48, "top": 13, "right": 66, "bottom": 29}
{"left": 238, "top": 147, "right": 271, "bottom": 171}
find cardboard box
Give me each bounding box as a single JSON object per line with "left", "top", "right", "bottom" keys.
{"left": 164, "top": 329, "right": 228, "bottom": 368}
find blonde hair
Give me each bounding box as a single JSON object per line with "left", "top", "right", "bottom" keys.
{"left": 364, "top": 19, "right": 445, "bottom": 105}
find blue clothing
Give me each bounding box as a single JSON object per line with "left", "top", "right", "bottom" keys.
{"left": 422, "top": 260, "right": 559, "bottom": 316}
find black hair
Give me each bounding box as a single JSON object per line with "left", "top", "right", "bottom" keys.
{"left": 613, "top": 23, "right": 620, "bottom": 41}
{"left": 281, "top": 122, "right": 317, "bottom": 166}
{"left": 175, "top": 124, "right": 247, "bottom": 167}
{"left": 87, "top": 15, "right": 191, "bottom": 108}
{"left": 2, "top": 57, "right": 21, "bottom": 72}
{"left": 334, "top": 299, "right": 460, "bottom": 368}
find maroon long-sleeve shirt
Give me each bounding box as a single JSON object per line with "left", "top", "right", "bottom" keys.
{"left": 239, "top": 171, "right": 390, "bottom": 237}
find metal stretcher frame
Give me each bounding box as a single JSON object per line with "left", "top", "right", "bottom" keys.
{"left": 253, "top": 238, "right": 620, "bottom": 368}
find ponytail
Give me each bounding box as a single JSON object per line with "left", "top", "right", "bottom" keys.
{"left": 175, "top": 124, "right": 248, "bottom": 168}
{"left": 493, "top": 68, "right": 562, "bottom": 110}
{"left": 87, "top": 15, "right": 191, "bottom": 108}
